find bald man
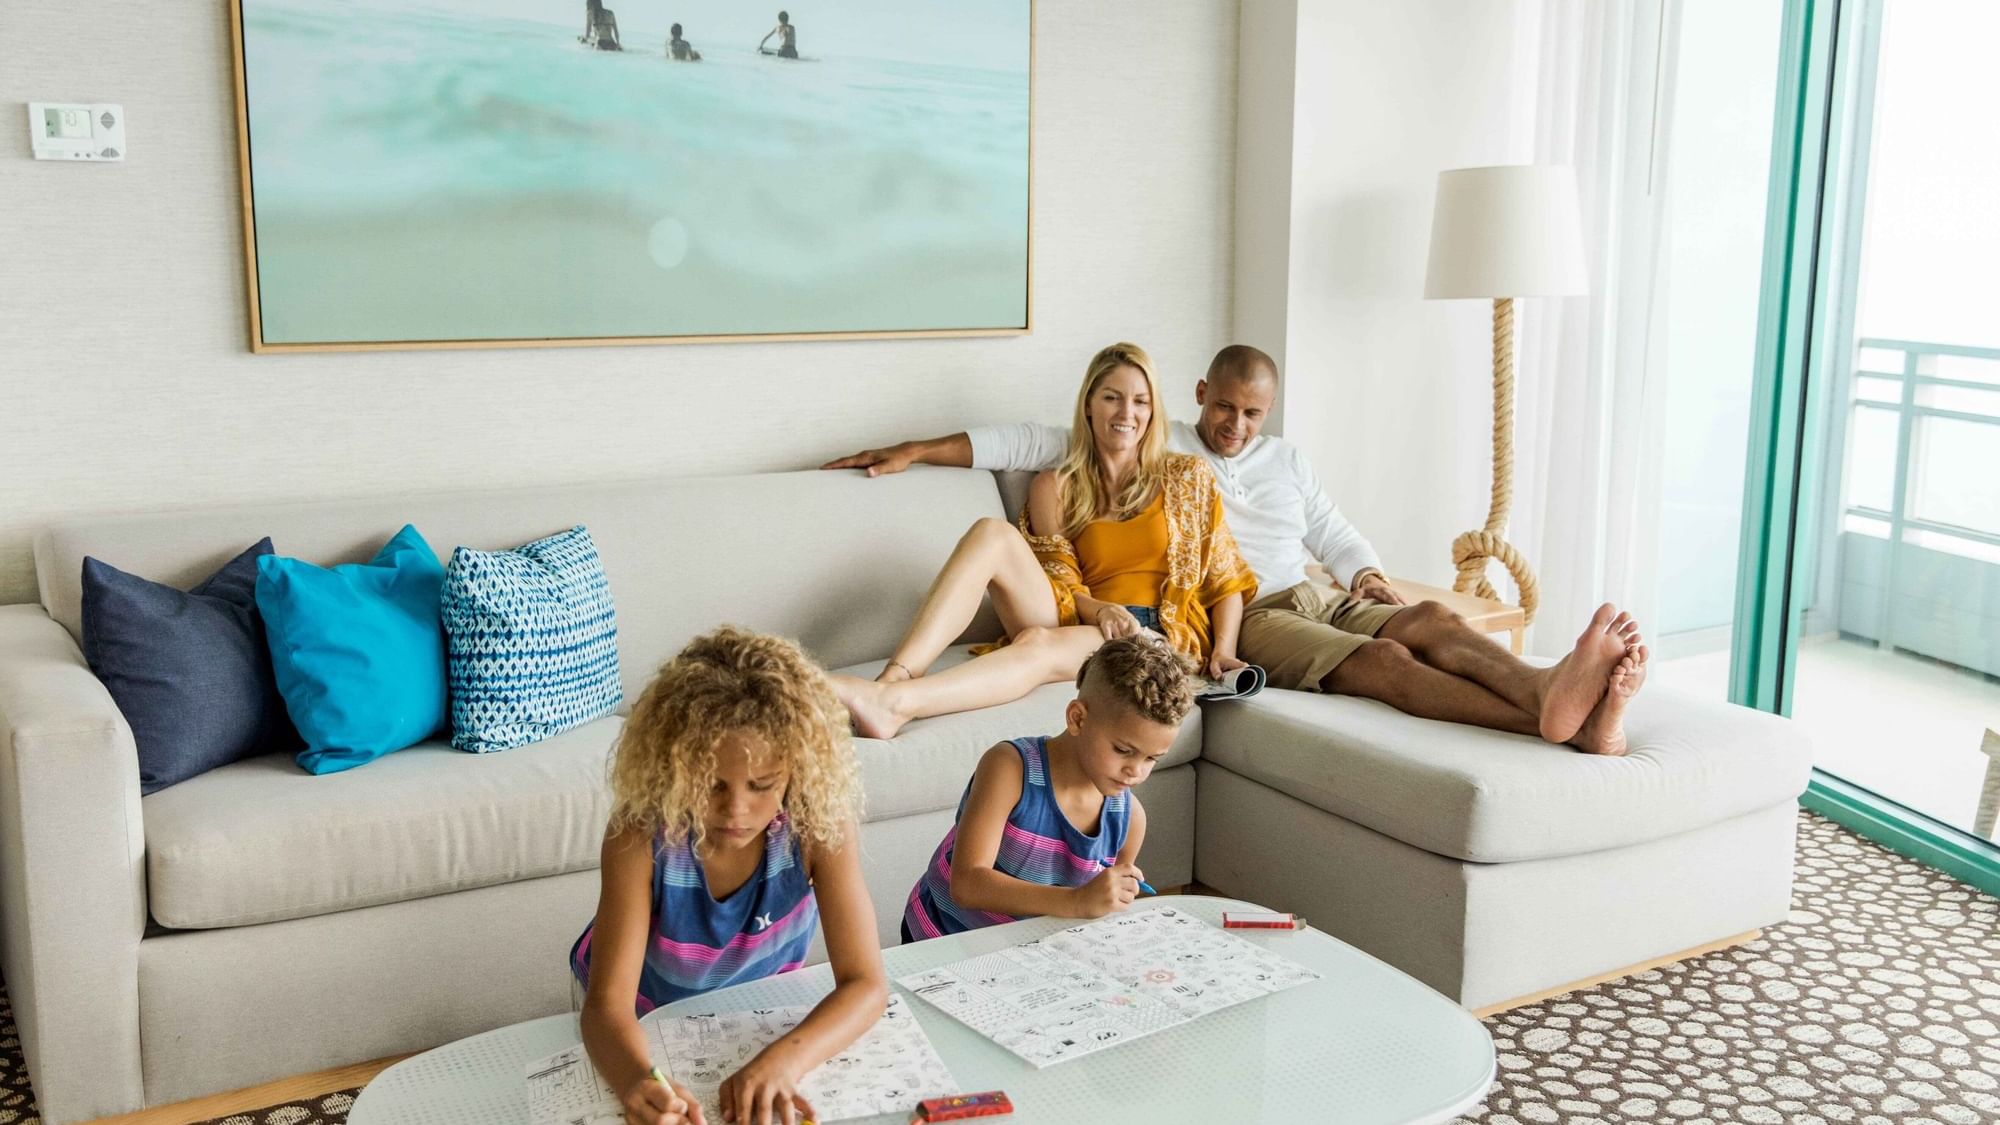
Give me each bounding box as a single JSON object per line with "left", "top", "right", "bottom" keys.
{"left": 824, "top": 345, "right": 1646, "bottom": 754}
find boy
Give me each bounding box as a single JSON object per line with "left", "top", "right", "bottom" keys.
{"left": 759, "top": 10, "right": 799, "bottom": 59}
{"left": 667, "top": 23, "right": 701, "bottom": 61}
{"left": 902, "top": 635, "right": 1197, "bottom": 941}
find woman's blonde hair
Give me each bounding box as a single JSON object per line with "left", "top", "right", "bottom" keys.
{"left": 1054, "top": 342, "right": 1171, "bottom": 538}
{"left": 607, "top": 626, "right": 861, "bottom": 853}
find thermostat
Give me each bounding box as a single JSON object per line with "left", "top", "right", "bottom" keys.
{"left": 28, "top": 102, "right": 125, "bottom": 161}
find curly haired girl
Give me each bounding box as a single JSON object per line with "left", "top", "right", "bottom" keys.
{"left": 571, "top": 627, "right": 885, "bottom": 1125}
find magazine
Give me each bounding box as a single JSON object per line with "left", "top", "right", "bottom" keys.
{"left": 1193, "top": 663, "right": 1266, "bottom": 701}
{"left": 1129, "top": 628, "right": 1266, "bottom": 701}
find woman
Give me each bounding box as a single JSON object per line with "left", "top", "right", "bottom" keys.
{"left": 833, "top": 342, "right": 1258, "bottom": 740}
{"left": 580, "top": 0, "right": 621, "bottom": 50}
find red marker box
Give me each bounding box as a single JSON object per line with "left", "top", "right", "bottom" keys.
{"left": 913, "top": 1090, "right": 1012, "bottom": 1122}
{"left": 1222, "top": 910, "right": 1304, "bottom": 930}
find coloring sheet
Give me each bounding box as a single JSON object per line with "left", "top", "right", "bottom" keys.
{"left": 1039, "top": 905, "right": 1321, "bottom": 1019}
{"left": 525, "top": 994, "right": 956, "bottom": 1125}
{"left": 899, "top": 944, "right": 1187, "bottom": 1068}
{"left": 898, "top": 907, "right": 1318, "bottom": 1068}
{"left": 525, "top": 1043, "right": 633, "bottom": 1125}
{"left": 656, "top": 994, "right": 956, "bottom": 1124}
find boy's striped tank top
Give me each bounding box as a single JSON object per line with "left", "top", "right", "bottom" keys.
{"left": 570, "top": 811, "right": 816, "bottom": 1015}
{"left": 904, "top": 735, "right": 1130, "bottom": 939}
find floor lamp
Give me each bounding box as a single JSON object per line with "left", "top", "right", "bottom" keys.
{"left": 1423, "top": 165, "right": 1587, "bottom": 625}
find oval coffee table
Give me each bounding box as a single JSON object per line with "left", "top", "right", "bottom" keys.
{"left": 350, "top": 895, "right": 1493, "bottom": 1124}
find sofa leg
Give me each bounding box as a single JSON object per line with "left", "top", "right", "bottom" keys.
{"left": 81, "top": 1054, "right": 410, "bottom": 1125}
{"left": 1468, "top": 927, "right": 1763, "bottom": 1019}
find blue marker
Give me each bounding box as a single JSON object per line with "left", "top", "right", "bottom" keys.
{"left": 1101, "top": 856, "right": 1156, "bottom": 895}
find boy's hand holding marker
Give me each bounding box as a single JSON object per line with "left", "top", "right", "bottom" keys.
{"left": 1075, "top": 856, "right": 1148, "bottom": 917}
{"left": 1104, "top": 854, "right": 1159, "bottom": 895}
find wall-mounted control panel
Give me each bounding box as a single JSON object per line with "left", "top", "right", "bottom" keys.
{"left": 29, "top": 103, "right": 126, "bottom": 161}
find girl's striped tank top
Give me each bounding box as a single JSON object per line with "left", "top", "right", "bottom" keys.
{"left": 571, "top": 811, "right": 816, "bottom": 1015}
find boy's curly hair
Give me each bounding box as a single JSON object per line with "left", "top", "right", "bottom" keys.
{"left": 608, "top": 626, "right": 861, "bottom": 852}
{"left": 1077, "top": 634, "right": 1198, "bottom": 726}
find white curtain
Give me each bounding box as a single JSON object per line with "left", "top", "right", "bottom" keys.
{"left": 1509, "top": 0, "right": 1678, "bottom": 656}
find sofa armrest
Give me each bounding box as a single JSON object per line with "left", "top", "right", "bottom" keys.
{"left": 0, "top": 604, "right": 145, "bottom": 1122}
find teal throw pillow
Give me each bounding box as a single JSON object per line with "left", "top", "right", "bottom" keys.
{"left": 256, "top": 524, "right": 448, "bottom": 774}
{"left": 441, "top": 526, "right": 622, "bottom": 753}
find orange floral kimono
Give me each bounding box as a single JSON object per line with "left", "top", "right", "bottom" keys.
{"left": 1019, "top": 454, "right": 1258, "bottom": 660}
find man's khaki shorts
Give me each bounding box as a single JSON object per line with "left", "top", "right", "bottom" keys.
{"left": 1240, "top": 581, "right": 1407, "bottom": 692}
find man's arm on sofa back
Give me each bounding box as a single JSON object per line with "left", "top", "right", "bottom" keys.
{"left": 821, "top": 424, "right": 1068, "bottom": 478}
{"left": 0, "top": 604, "right": 146, "bottom": 1122}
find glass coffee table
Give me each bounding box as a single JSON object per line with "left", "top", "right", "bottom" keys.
{"left": 350, "top": 895, "right": 1493, "bottom": 1124}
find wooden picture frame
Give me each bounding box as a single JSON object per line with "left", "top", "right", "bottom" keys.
{"left": 228, "top": 1, "right": 1034, "bottom": 353}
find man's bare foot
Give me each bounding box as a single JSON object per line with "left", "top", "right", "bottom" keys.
{"left": 1536, "top": 604, "right": 1631, "bottom": 743}
{"left": 828, "top": 673, "right": 913, "bottom": 740}
{"left": 1570, "top": 640, "right": 1648, "bottom": 756}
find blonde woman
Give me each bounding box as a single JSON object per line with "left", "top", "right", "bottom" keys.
{"left": 834, "top": 342, "right": 1259, "bottom": 740}
{"left": 571, "top": 627, "right": 886, "bottom": 1125}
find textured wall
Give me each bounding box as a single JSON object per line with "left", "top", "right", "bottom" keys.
{"left": 1274, "top": 0, "right": 1525, "bottom": 591}
{"left": 0, "top": 2, "right": 1238, "bottom": 604}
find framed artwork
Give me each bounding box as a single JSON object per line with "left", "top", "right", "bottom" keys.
{"left": 229, "top": 0, "right": 1032, "bottom": 352}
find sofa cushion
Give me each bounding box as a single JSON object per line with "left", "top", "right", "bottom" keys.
{"left": 37, "top": 468, "right": 1013, "bottom": 705}
{"left": 256, "top": 525, "right": 449, "bottom": 775}
{"left": 837, "top": 646, "right": 1205, "bottom": 823}
{"left": 143, "top": 644, "right": 1203, "bottom": 929}
{"left": 144, "top": 716, "right": 621, "bottom": 929}
{"left": 442, "top": 526, "right": 622, "bottom": 753}
{"left": 80, "top": 539, "right": 295, "bottom": 794}
{"left": 1200, "top": 683, "right": 1813, "bottom": 864}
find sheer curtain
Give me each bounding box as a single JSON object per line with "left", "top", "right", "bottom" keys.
{"left": 1509, "top": 0, "right": 1678, "bottom": 655}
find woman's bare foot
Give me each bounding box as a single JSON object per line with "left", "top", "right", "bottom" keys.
{"left": 828, "top": 673, "right": 914, "bottom": 740}
{"left": 1570, "top": 640, "right": 1648, "bottom": 756}
{"left": 1536, "top": 604, "right": 1631, "bottom": 743}
{"left": 876, "top": 659, "right": 917, "bottom": 685}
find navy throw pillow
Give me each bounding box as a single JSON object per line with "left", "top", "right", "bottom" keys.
{"left": 81, "top": 539, "right": 295, "bottom": 794}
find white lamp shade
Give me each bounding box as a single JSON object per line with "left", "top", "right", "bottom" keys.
{"left": 1424, "top": 165, "right": 1588, "bottom": 299}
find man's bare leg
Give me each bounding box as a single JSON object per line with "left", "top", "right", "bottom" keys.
{"left": 1380, "top": 601, "right": 1635, "bottom": 743}
{"left": 1322, "top": 637, "right": 1545, "bottom": 737}
{"left": 831, "top": 626, "right": 1102, "bottom": 740}
{"left": 1328, "top": 621, "right": 1650, "bottom": 754}
{"left": 874, "top": 517, "right": 1060, "bottom": 684}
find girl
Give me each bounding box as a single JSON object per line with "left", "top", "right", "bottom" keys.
{"left": 573, "top": 627, "right": 886, "bottom": 1125}
{"left": 831, "top": 342, "right": 1259, "bottom": 741}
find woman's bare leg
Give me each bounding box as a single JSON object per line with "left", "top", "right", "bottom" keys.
{"left": 876, "top": 517, "right": 1062, "bottom": 682}
{"left": 833, "top": 626, "right": 1102, "bottom": 740}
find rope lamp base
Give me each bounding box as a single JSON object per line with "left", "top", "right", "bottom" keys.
{"left": 1451, "top": 296, "right": 1540, "bottom": 624}
{"left": 1453, "top": 528, "right": 1539, "bottom": 622}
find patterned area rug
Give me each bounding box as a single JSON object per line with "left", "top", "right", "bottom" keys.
{"left": 0, "top": 813, "right": 1989, "bottom": 1125}
{"left": 1462, "top": 813, "right": 1999, "bottom": 1125}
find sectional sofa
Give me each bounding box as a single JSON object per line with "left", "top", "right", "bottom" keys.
{"left": 0, "top": 466, "right": 1814, "bottom": 1122}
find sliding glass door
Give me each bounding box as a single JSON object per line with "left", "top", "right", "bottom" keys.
{"left": 1737, "top": 0, "right": 1999, "bottom": 890}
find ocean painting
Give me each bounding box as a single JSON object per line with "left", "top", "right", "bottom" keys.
{"left": 234, "top": 0, "right": 1031, "bottom": 349}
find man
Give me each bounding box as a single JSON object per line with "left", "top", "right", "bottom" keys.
{"left": 824, "top": 345, "right": 1648, "bottom": 755}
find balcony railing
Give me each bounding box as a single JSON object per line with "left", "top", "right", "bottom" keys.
{"left": 1838, "top": 337, "right": 2000, "bottom": 676}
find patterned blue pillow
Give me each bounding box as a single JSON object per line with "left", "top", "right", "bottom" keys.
{"left": 441, "top": 526, "right": 622, "bottom": 753}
